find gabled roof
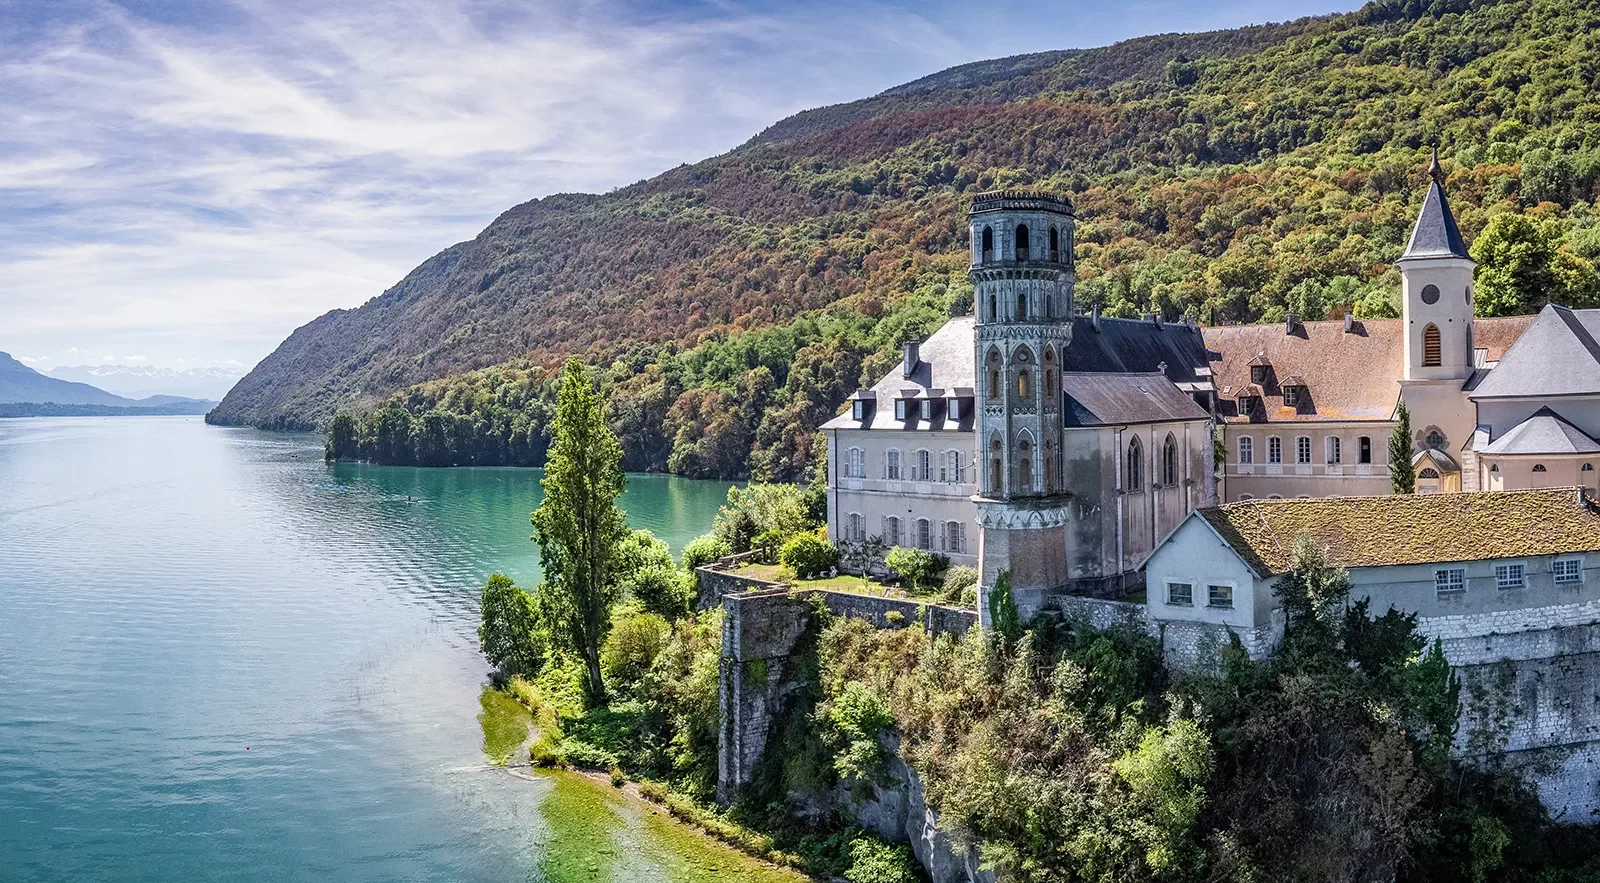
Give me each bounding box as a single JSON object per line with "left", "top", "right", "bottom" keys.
{"left": 1470, "top": 305, "right": 1600, "bottom": 400}
{"left": 1062, "top": 316, "right": 1209, "bottom": 385}
{"left": 1480, "top": 407, "right": 1600, "bottom": 455}
{"left": 1060, "top": 372, "right": 1209, "bottom": 428}
{"left": 1399, "top": 173, "right": 1470, "bottom": 262}
{"left": 1196, "top": 488, "right": 1600, "bottom": 576}
{"left": 821, "top": 316, "right": 976, "bottom": 432}
{"left": 1204, "top": 316, "right": 1533, "bottom": 423}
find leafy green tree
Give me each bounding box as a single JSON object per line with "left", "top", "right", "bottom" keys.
{"left": 1273, "top": 534, "right": 1352, "bottom": 663}
{"left": 1472, "top": 213, "right": 1600, "bottom": 316}
{"left": 711, "top": 482, "right": 813, "bottom": 553}
{"left": 1112, "top": 718, "right": 1214, "bottom": 875}
{"left": 986, "top": 570, "right": 1021, "bottom": 646}
{"left": 478, "top": 573, "right": 545, "bottom": 680}
{"left": 531, "top": 359, "right": 629, "bottom": 706}
{"left": 779, "top": 531, "right": 840, "bottom": 579}
{"left": 1390, "top": 400, "right": 1415, "bottom": 495}
{"left": 325, "top": 412, "right": 357, "bottom": 461}
{"left": 680, "top": 534, "right": 732, "bottom": 570}
{"left": 615, "top": 529, "right": 693, "bottom": 619}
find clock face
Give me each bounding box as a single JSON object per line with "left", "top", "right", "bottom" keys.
{"left": 1421, "top": 283, "right": 1440, "bottom": 305}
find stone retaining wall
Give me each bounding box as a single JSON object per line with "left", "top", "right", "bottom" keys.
{"left": 1049, "top": 594, "right": 1283, "bottom": 669}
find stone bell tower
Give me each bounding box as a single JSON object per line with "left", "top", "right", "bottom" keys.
{"left": 970, "top": 190, "right": 1077, "bottom": 623}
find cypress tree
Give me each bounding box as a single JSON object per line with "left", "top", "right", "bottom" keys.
{"left": 1390, "top": 400, "right": 1415, "bottom": 495}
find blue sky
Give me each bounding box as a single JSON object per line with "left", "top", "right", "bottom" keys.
{"left": 0, "top": 0, "right": 1358, "bottom": 374}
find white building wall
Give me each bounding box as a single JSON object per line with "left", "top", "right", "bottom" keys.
{"left": 827, "top": 427, "right": 979, "bottom": 565}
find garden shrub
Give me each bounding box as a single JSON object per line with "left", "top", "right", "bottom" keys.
{"left": 780, "top": 530, "right": 841, "bottom": 579}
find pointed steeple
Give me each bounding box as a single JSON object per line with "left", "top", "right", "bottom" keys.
{"left": 1400, "top": 147, "right": 1470, "bottom": 262}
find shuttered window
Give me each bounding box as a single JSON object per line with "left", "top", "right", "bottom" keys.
{"left": 1423, "top": 324, "right": 1442, "bottom": 367}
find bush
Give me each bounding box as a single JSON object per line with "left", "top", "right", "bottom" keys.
{"left": 884, "top": 547, "right": 944, "bottom": 594}
{"left": 780, "top": 531, "right": 841, "bottom": 579}
{"left": 609, "top": 765, "right": 626, "bottom": 787}
{"left": 844, "top": 837, "right": 920, "bottom": 883}
{"left": 560, "top": 738, "right": 620, "bottom": 770}
{"left": 478, "top": 574, "right": 546, "bottom": 680}
{"left": 638, "top": 779, "right": 668, "bottom": 802}
{"left": 601, "top": 608, "right": 671, "bottom": 689}
{"left": 712, "top": 483, "right": 813, "bottom": 553}
{"left": 940, "top": 565, "right": 979, "bottom": 605}
{"left": 826, "top": 681, "right": 894, "bottom": 781}
{"left": 681, "top": 534, "right": 732, "bottom": 570}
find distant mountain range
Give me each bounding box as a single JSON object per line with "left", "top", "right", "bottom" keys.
{"left": 0, "top": 353, "right": 215, "bottom": 415}
{"left": 46, "top": 364, "right": 242, "bottom": 402}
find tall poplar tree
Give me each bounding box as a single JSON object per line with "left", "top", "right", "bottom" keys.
{"left": 531, "top": 359, "right": 628, "bottom": 705}
{"left": 1389, "top": 400, "right": 1415, "bottom": 495}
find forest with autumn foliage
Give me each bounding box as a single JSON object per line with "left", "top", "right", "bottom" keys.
{"left": 230, "top": 0, "right": 1600, "bottom": 478}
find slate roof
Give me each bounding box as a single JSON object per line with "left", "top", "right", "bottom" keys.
{"left": 1196, "top": 488, "right": 1600, "bottom": 576}
{"left": 1203, "top": 315, "right": 1533, "bottom": 423}
{"left": 1470, "top": 305, "right": 1600, "bottom": 400}
{"left": 821, "top": 316, "right": 977, "bottom": 432}
{"left": 1480, "top": 407, "right": 1600, "bottom": 455}
{"left": 1062, "top": 316, "right": 1210, "bottom": 385}
{"left": 1060, "top": 372, "right": 1209, "bottom": 427}
{"left": 1399, "top": 177, "right": 1471, "bottom": 261}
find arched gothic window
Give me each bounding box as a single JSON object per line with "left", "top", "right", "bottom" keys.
{"left": 1015, "top": 224, "right": 1029, "bottom": 258}
{"left": 988, "top": 294, "right": 997, "bottom": 321}
{"left": 1127, "top": 436, "right": 1143, "bottom": 491}
{"left": 1049, "top": 226, "right": 1060, "bottom": 261}
{"left": 1161, "top": 433, "right": 1178, "bottom": 485}
{"left": 1016, "top": 293, "right": 1027, "bottom": 320}
{"left": 990, "top": 438, "right": 1004, "bottom": 493}
{"left": 1044, "top": 439, "right": 1056, "bottom": 490}
{"left": 1423, "top": 323, "right": 1442, "bottom": 367}
{"left": 981, "top": 226, "right": 993, "bottom": 261}
{"left": 986, "top": 350, "right": 1002, "bottom": 399}
{"left": 1017, "top": 370, "right": 1030, "bottom": 398}
{"left": 1016, "top": 438, "right": 1033, "bottom": 489}
{"left": 1043, "top": 349, "right": 1056, "bottom": 397}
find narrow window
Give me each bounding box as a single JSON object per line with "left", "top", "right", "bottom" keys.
{"left": 1495, "top": 563, "right": 1526, "bottom": 590}
{"left": 949, "top": 398, "right": 962, "bottom": 420}
{"left": 1358, "top": 436, "right": 1372, "bottom": 464}
{"left": 1268, "top": 437, "right": 1282, "bottom": 464}
{"left": 1327, "top": 436, "right": 1341, "bottom": 464}
{"left": 1016, "top": 293, "right": 1028, "bottom": 320}
{"left": 852, "top": 400, "right": 865, "bottom": 421}
{"left": 886, "top": 449, "right": 900, "bottom": 480}
{"left": 917, "top": 449, "right": 931, "bottom": 482}
{"left": 919, "top": 399, "right": 932, "bottom": 420}
{"left": 846, "top": 448, "right": 865, "bottom": 479}
{"left": 1423, "top": 323, "right": 1441, "bottom": 367}
{"left": 1554, "top": 559, "right": 1583, "bottom": 584}
{"left": 1127, "top": 436, "right": 1144, "bottom": 490}
{"left": 847, "top": 513, "right": 863, "bottom": 542}
{"left": 990, "top": 438, "right": 1003, "bottom": 493}
{"left": 1207, "top": 585, "right": 1234, "bottom": 609}
{"left": 1162, "top": 433, "right": 1178, "bottom": 485}
{"left": 1283, "top": 386, "right": 1299, "bottom": 407}
{"left": 1017, "top": 439, "right": 1033, "bottom": 488}
{"left": 916, "top": 518, "right": 932, "bottom": 551}
{"left": 981, "top": 226, "right": 993, "bottom": 261}
{"left": 1239, "top": 436, "right": 1254, "bottom": 464}
{"left": 894, "top": 399, "right": 906, "bottom": 420}
{"left": 1435, "top": 567, "right": 1466, "bottom": 596}
{"left": 1296, "top": 436, "right": 1311, "bottom": 464}
{"left": 1044, "top": 369, "right": 1054, "bottom": 397}
{"left": 1167, "top": 582, "right": 1193, "bottom": 607}
{"left": 1017, "top": 370, "right": 1030, "bottom": 398}
{"left": 1049, "top": 226, "right": 1060, "bottom": 261}
{"left": 988, "top": 294, "right": 997, "bottom": 320}
{"left": 884, "top": 516, "right": 901, "bottom": 547}
{"left": 1015, "top": 224, "right": 1029, "bottom": 258}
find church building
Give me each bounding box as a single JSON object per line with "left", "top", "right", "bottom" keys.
{"left": 823, "top": 159, "right": 1600, "bottom": 618}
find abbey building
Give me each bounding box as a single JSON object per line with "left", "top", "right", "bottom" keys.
{"left": 823, "top": 160, "right": 1600, "bottom": 617}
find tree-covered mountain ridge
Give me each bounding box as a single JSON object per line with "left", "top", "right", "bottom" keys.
{"left": 213, "top": 0, "right": 1600, "bottom": 476}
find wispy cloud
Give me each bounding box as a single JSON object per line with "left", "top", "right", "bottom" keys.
{"left": 0, "top": 0, "right": 1351, "bottom": 371}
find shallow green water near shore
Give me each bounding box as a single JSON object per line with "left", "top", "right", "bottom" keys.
{"left": 0, "top": 416, "right": 790, "bottom": 882}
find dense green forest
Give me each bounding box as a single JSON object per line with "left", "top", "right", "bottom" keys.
{"left": 282, "top": 0, "right": 1600, "bottom": 478}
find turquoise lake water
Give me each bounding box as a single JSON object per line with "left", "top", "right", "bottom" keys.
{"left": 0, "top": 416, "right": 759, "bottom": 882}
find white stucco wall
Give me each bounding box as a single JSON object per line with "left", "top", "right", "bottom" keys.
{"left": 1142, "top": 515, "right": 1269, "bottom": 632}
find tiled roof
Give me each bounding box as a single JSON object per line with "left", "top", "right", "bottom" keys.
{"left": 821, "top": 316, "right": 976, "bottom": 432}
{"left": 1197, "top": 488, "right": 1600, "bottom": 576}
{"left": 1400, "top": 177, "right": 1471, "bottom": 261}
{"left": 1060, "top": 372, "right": 1209, "bottom": 427}
{"left": 1479, "top": 406, "right": 1600, "bottom": 455}
{"left": 1470, "top": 305, "right": 1600, "bottom": 399}
{"left": 1062, "top": 316, "right": 1209, "bottom": 385}
{"left": 1203, "top": 315, "right": 1533, "bottom": 423}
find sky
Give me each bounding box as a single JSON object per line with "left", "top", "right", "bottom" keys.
{"left": 0, "top": 0, "right": 1359, "bottom": 375}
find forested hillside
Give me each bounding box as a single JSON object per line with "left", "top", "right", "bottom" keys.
{"left": 221, "top": 0, "right": 1600, "bottom": 479}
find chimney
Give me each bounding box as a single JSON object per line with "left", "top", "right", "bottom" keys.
{"left": 1344, "top": 312, "right": 1355, "bottom": 333}
{"left": 1091, "top": 303, "right": 1102, "bottom": 332}
{"left": 1285, "top": 312, "right": 1299, "bottom": 335}
{"left": 1154, "top": 312, "right": 1164, "bottom": 328}
{"left": 902, "top": 342, "right": 920, "bottom": 378}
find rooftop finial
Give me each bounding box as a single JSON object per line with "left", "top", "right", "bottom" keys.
{"left": 1428, "top": 146, "right": 1443, "bottom": 184}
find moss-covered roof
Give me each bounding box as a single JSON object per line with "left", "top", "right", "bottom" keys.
{"left": 1197, "top": 488, "right": 1600, "bottom": 576}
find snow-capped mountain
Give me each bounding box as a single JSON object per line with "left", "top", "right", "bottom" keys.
{"left": 47, "top": 364, "right": 242, "bottom": 401}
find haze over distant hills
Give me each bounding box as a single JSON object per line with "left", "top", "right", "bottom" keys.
{"left": 0, "top": 353, "right": 214, "bottom": 415}
{"left": 46, "top": 364, "right": 242, "bottom": 402}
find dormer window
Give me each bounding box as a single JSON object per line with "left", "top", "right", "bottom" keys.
{"left": 919, "top": 399, "right": 932, "bottom": 420}
{"left": 852, "top": 399, "right": 867, "bottom": 421}
{"left": 1248, "top": 351, "right": 1272, "bottom": 385}
{"left": 948, "top": 398, "right": 962, "bottom": 420}
{"left": 1281, "top": 375, "right": 1306, "bottom": 408}
{"left": 894, "top": 399, "right": 907, "bottom": 421}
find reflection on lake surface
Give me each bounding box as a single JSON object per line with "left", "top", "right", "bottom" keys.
{"left": 0, "top": 416, "right": 784, "bottom": 882}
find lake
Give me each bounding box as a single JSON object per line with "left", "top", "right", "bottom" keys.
{"left": 0, "top": 416, "right": 788, "bottom": 882}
